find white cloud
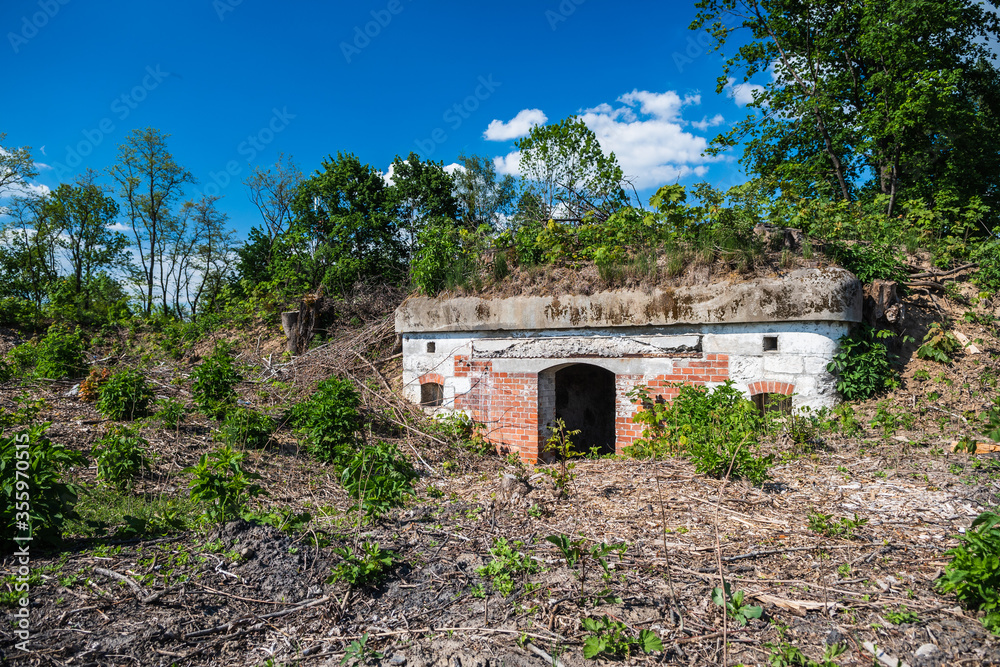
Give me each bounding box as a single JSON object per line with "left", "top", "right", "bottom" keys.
{"left": 34, "top": 162, "right": 53, "bottom": 171}
{"left": 723, "top": 77, "right": 765, "bottom": 107}
{"left": 578, "top": 90, "right": 722, "bottom": 189}
{"left": 691, "top": 114, "right": 725, "bottom": 131}
{"left": 381, "top": 162, "right": 396, "bottom": 185}
{"left": 616, "top": 89, "right": 700, "bottom": 121}
{"left": 483, "top": 109, "right": 548, "bottom": 141}
{"left": 493, "top": 151, "right": 522, "bottom": 177}
{"left": 443, "top": 162, "right": 463, "bottom": 175}
{"left": 487, "top": 90, "right": 729, "bottom": 190}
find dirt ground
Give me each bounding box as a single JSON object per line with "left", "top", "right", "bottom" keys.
{"left": 2, "top": 278, "right": 1000, "bottom": 667}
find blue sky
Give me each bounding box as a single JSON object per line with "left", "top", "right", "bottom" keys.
{"left": 1, "top": 0, "right": 760, "bottom": 238}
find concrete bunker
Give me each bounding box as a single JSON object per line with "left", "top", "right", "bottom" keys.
{"left": 396, "top": 267, "right": 862, "bottom": 463}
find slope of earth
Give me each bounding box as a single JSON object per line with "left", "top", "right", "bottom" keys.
{"left": 1, "top": 278, "right": 999, "bottom": 667}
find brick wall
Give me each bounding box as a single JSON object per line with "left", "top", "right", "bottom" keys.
{"left": 435, "top": 353, "right": 731, "bottom": 463}
{"left": 451, "top": 355, "right": 541, "bottom": 463}
{"left": 613, "top": 354, "right": 730, "bottom": 453}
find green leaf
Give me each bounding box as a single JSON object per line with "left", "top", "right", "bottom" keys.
{"left": 582, "top": 636, "right": 605, "bottom": 660}
{"left": 639, "top": 629, "right": 663, "bottom": 654}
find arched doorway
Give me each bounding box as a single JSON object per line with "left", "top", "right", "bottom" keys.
{"left": 552, "top": 364, "right": 616, "bottom": 456}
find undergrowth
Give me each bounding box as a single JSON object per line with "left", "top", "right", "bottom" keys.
{"left": 625, "top": 381, "right": 773, "bottom": 485}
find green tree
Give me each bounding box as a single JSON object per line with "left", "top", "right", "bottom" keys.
{"left": 0, "top": 194, "right": 60, "bottom": 318}
{"left": 389, "top": 152, "right": 459, "bottom": 258}
{"left": 515, "top": 116, "right": 628, "bottom": 222}
{"left": 291, "top": 152, "right": 403, "bottom": 294}
{"left": 0, "top": 133, "right": 38, "bottom": 204}
{"left": 109, "top": 128, "right": 195, "bottom": 315}
{"left": 452, "top": 153, "right": 516, "bottom": 230}
{"left": 692, "top": 0, "right": 1000, "bottom": 219}
{"left": 184, "top": 196, "right": 237, "bottom": 317}
{"left": 44, "top": 180, "right": 130, "bottom": 318}
{"left": 243, "top": 153, "right": 302, "bottom": 242}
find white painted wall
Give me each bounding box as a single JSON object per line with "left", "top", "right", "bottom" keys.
{"left": 402, "top": 321, "right": 849, "bottom": 414}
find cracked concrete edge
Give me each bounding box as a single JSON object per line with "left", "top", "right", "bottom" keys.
{"left": 395, "top": 267, "right": 862, "bottom": 333}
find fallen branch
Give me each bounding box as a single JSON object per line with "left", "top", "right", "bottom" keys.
{"left": 905, "top": 279, "right": 947, "bottom": 292}
{"left": 908, "top": 262, "right": 978, "bottom": 279}
{"left": 93, "top": 567, "right": 145, "bottom": 599}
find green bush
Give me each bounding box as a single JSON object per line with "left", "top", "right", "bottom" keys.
{"left": 581, "top": 615, "right": 662, "bottom": 659}
{"left": 91, "top": 425, "right": 152, "bottom": 493}
{"left": 1, "top": 423, "right": 85, "bottom": 551}
{"left": 215, "top": 406, "right": 276, "bottom": 449}
{"left": 191, "top": 342, "right": 242, "bottom": 419}
{"left": 625, "top": 381, "right": 772, "bottom": 485}
{"left": 182, "top": 444, "right": 265, "bottom": 524}
{"left": 328, "top": 541, "right": 395, "bottom": 588}
{"left": 96, "top": 368, "right": 154, "bottom": 420}
{"left": 410, "top": 219, "right": 468, "bottom": 295}
{"left": 154, "top": 397, "right": 187, "bottom": 430}
{"left": 290, "top": 376, "right": 361, "bottom": 464}
{"left": 341, "top": 440, "right": 417, "bottom": 516}
{"left": 936, "top": 511, "right": 1000, "bottom": 634}
{"left": 916, "top": 322, "right": 961, "bottom": 363}
{"left": 34, "top": 325, "right": 88, "bottom": 379}
{"left": 827, "top": 324, "right": 899, "bottom": 400}
{"left": 0, "top": 393, "right": 45, "bottom": 431}
{"left": 972, "top": 239, "right": 1000, "bottom": 292}
{"left": 824, "top": 240, "right": 908, "bottom": 284}
{"left": 4, "top": 342, "right": 38, "bottom": 381}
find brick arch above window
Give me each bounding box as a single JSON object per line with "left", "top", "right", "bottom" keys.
{"left": 418, "top": 373, "right": 445, "bottom": 386}
{"left": 748, "top": 380, "right": 795, "bottom": 396}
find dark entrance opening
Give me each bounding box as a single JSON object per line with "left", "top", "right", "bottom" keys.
{"left": 420, "top": 382, "right": 444, "bottom": 407}
{"left": 751, "top": 392, "right": 791, "bottom": 416}
{"left": 554, "top": 364, "right": 616, "bottom": 456}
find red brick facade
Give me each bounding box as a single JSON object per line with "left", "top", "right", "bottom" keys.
{"left": 420, "top": 352, "right": 736, "bottom": 463}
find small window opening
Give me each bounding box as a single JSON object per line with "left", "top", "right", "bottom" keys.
{"left": 762, "top": 336, "right": 778, "bottom": 352}
{"left": 420, "top": 382, "right": 443, "bottom": 407}
{"left": 751, "top": 392, "right": 791, "bottom": 416}
{"left": 426, "top": 341, "right": 436, "bottom": 353}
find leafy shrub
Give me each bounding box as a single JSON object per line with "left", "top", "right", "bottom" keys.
{"left": 79, "top": 367, "right": 112, "bottom": 402}
{"left": 807, "top": 510, "right": 868, "bottom": 539}
{"left": 154, "top": 397, "right": 187, "bottom": 430}
{"left": 182, "top": 444, "right": 265, "bottom": 524}
{"left": 936, "top": 511, "right": 1000, "bottom": 634}
{"left": 476, "top": 537, "right": 540, "bottom": 597}
{"left": 96, "top": 368, "right": 154, "bottom": 420}
{"left": 35, "top": 325, "right": 88, "bottom": 379}
{"left": 765, "top": 641, "right": 847, "bottom": 667}
{"left": 824, "top": 240, "right": 908, "bottom": 284}
{"left": 972, "top": 239, "right": 1000, "bottom": 292}
{"left": 191, "top": 342, "right": 242, "bottom": 419}
{"left": 290, "top": 376, "right": 360, "bottom": 464}
{"left": 541, "top": 418, "right": 579, "bottom": 498}
{"left": 328, "top": 541, "right": 395, "bottom": 587}
{"left": 711, "top": 582, "right": 764, "bottom": 626}
{"left": 916, "top": 322, "right": 961, "bottom": 362}
{"left": 1, "top": 423, "right": 85, "bottom": 551}
{"left": 0, "top": 393, "right": 45, "bottom": 431}
{"left": 215, "top": 405, "right": 275, "bottom": 449}
{"left": 410, "top": 219, "right": 474, "bottom": 295}
{"left": 827, "top": 324, "right": 899, "bottom": 400}
{"left": 3, "top": 343, "right": 38, "bottom": 381}
{"left": 340, "top": 440, "right": 417, "bottom": 516}
{"left": 625, "top": 382, "right": 773, "bottom": 485}
{"left": 581, "top": 615, "right": 662, "bottom": 659}
{"left": 91, "top": 425, "right": 152, "bottom": 493}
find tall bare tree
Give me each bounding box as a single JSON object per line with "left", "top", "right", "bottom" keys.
{"left": 109, "top": 128, "right": 194, "bottom": 315}
{"left": 243, "top": 153, "right": 302, "bottom": 241}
